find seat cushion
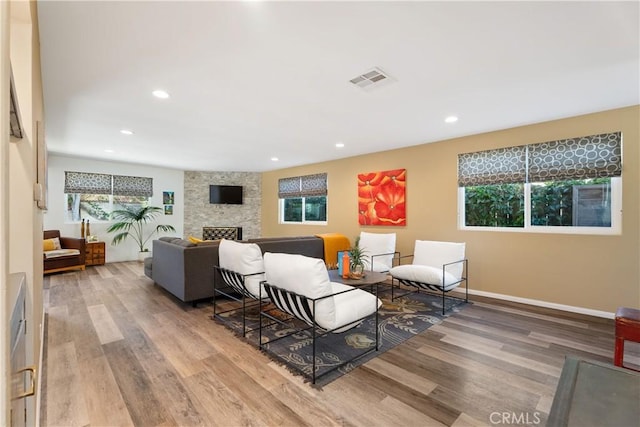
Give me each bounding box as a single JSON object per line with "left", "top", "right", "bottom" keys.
{"left": 264, "top": 252, "right": 335, "bottom": 328}
{"left": 44, "top": 248, "right": 80, "bottom": 259}
{"left": 359, "top": 232, "right": 396, "bottom": 272}
{"left": 390, "top": 264, "right": 460, "bottom": 291}
{"left": 330, "top": 282, "right": 381, "bottom": 333}
{"left": 218, "top": 239, "right": 265, "bottom": 298}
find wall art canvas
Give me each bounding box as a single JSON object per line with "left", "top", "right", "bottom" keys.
{"left": 358, "top": 168, "right": 406, "bottom": 226}
{"left": 164, "top": 205, "right": 173, "bottom": 215}
{"left": 163, "top": 191, "right": 174, "bottom": 205}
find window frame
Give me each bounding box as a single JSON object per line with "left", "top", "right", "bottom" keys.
{"left": 458, "top": 177, "right": 622, "bottom": 235}
{"left": 279, "top": 195, "right": 328, "bottom": 225}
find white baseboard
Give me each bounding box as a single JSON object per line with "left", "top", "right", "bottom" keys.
{"left": 451, "top": 288, "right": 615, "bottom": 319}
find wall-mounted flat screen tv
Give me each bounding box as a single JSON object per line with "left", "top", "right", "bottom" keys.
{"left": 209, "top": 185, "right": 243, "bottom": 204}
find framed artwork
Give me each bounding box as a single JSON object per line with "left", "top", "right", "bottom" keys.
{"left": 163, "top": 191, "right": 174, "bottom": 205}
{"left": 357, "top": 168, "right": 406, "bottom": 226}
{"left": 164, "top": 205, "right": 173, "bottom": 215}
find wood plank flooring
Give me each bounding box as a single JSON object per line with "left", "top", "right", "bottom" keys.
{"left": 40, "top": 262, "right": 635, "bottom": 426}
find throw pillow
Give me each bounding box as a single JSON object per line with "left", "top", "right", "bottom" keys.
{"left": 43, "top": 237, "right": 62, "bottom": 251}
{"left": 188, "top": 236, "right": 203, "bottom": 244}
{"left": 43, "top": 239, "right": 55, "bottom": 251}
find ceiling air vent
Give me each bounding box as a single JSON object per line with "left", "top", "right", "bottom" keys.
{"left": 349, "top": 67, "right": 394, "bottom": 91}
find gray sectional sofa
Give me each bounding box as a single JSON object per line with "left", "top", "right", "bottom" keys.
{"left": 146, "top": 235, "right": 324, "bottom": 305}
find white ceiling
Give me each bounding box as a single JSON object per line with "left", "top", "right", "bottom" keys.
{"left": 37, "top": 1, "right": 640, "bottom": 172}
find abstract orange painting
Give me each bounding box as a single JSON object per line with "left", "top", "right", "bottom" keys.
{"left": 357, "top": 168, "right": 406, "bottom": 226}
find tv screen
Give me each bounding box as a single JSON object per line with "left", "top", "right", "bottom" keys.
{"left": 209, "top": 185, "right": 243, "bottom": 204}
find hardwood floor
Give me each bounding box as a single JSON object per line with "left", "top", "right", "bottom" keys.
{"left": 41, "top": 262, "right": 633, "bottom": 426}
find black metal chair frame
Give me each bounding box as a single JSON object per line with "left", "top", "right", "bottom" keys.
{"left": 259, "top": 281, "right": 380, "bottom": 384}
{"left": 391, "top": 255, "right": 469, "bottom": 315}
{"left": 213, "top": 266, "right": 267, "bottom": 337}
{"left": 370, "top": 250, "right": 401, "bottom": 273}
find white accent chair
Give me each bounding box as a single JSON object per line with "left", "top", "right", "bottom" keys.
{"left": 358, "top": 231, "right": 399, "bottom": 273}
{"left": 260, "top": 252, "right": 382, "bottom": 384}
{"left": 389, "top": 240, "right": 468, "bottom": 315}
{"left": 213, "top": 239, "right": 266, "bottom": 337}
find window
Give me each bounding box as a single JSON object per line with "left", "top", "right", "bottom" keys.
{"left": 279, "top": 173, "right": 327, "bottom": 224}
{"left": 458, "top": 132, "right": 622, "bottom": 234}
{"left": 64, "top": 172, "right": 152, "bottom": 222}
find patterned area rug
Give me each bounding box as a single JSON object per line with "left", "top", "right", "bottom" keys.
{"left": 215, "top": 287, "right": 469, "bottom": 387}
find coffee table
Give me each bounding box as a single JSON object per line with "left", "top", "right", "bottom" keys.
{"left": 328, "top": 269, "right": 389, "bottom": 288}
{"left": 547, "top": 357, "right": 640, "bottom": 426}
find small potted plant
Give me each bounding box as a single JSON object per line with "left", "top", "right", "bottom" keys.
{"left": 348, "top": 236, "right": 369, "bottom": 279}
{"left": 107, "top": 206, "right": 176, "bottom": 261}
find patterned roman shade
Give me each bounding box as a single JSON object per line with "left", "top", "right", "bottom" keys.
{"left": 458, "top": 131, "right": 622, "bottom": 186}
{"left": 113, "top": 175, "right": 153, "bottom": 197}
{"left": 528, "top": 132, "right": 622, "bottom": 182}
{"left": 458, "top": 146, "right": 527, "bottom": 186}
{"left": 278, "top": 173, "right": 327, "bottom": 198}
{"left": 64, "top": 171, "right": 112, "bottom": 194}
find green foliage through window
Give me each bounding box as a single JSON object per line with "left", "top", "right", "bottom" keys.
{"left": 282, "top": 196, "right": 327, "bottom": 223}
{"left": 464, "top": 178, "right": 612, "bottom": 228}
{"left": 465, "top": 184, "right": 524, "bottom": 227}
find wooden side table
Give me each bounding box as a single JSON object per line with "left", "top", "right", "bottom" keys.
{"left": 85, "top": 241, "right": 106, "bottom": 266}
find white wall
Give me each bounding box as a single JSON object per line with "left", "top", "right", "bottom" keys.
{"left": 44, "top": 155, "right": 184, "bottom": 262}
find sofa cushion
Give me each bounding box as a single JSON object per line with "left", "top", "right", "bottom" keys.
{"left": 173, "top": 239, "right": 196, "bottom": 247}
{"left": 218, "top": 239, "right": 265, "bottom": 298}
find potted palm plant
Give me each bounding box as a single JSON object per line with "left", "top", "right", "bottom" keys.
{"left": 348, "top": 236, "right": 369, "bottom": 279}
{"left": 107, "top": 206, "right": 176, "bottom": 261}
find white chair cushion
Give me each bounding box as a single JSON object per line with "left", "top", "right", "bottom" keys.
{"left": 413, "top": 240, "right": 465, "bottom": 279}
{"left": 264, "top": 252, "right": 335, "bottom": 327}
{"left": 390, "top": 264, "right": 460, "bottom": 291}
{"left": 359, "top": 231, "right": 396, "bottom": 272}
{"left": 218, "top": 239, "right": 265, "bottom": 298}
{"left": 330, "top": 282, "right": 382, "bottom": 333}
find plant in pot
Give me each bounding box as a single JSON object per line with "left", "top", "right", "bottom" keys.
{"left": 107, "top": 206, "right": 176, "bottom": 261}
{"left": 348, "top": 236, "right": 369, "bottom": 279}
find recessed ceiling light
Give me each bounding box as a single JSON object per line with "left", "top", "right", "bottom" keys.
{"left": 445, "top": 116, "right": 459, "bottom": 123}
{"left": 152, "top": 89, "right": 170, "bottom": 99}
{"left": 120, "top": 129, "right": 134, "bottom": 135}
{"left": 271, "top": 157, "right": 279, "bottom": 162}
{"left": 335, "top": 142, "right": 345, "bottom": 148}
{"left": 104, "top": 149, "right": 114, "bottom": 153}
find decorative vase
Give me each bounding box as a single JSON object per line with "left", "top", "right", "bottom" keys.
{"left": 349, "top": 264, "right": 364, "bottom": 279}
{"left": 342, "top": 252, "right": 350, "bottom": 279}
{"left": 81, "top": 219, "right": 85, "bottom": 238}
